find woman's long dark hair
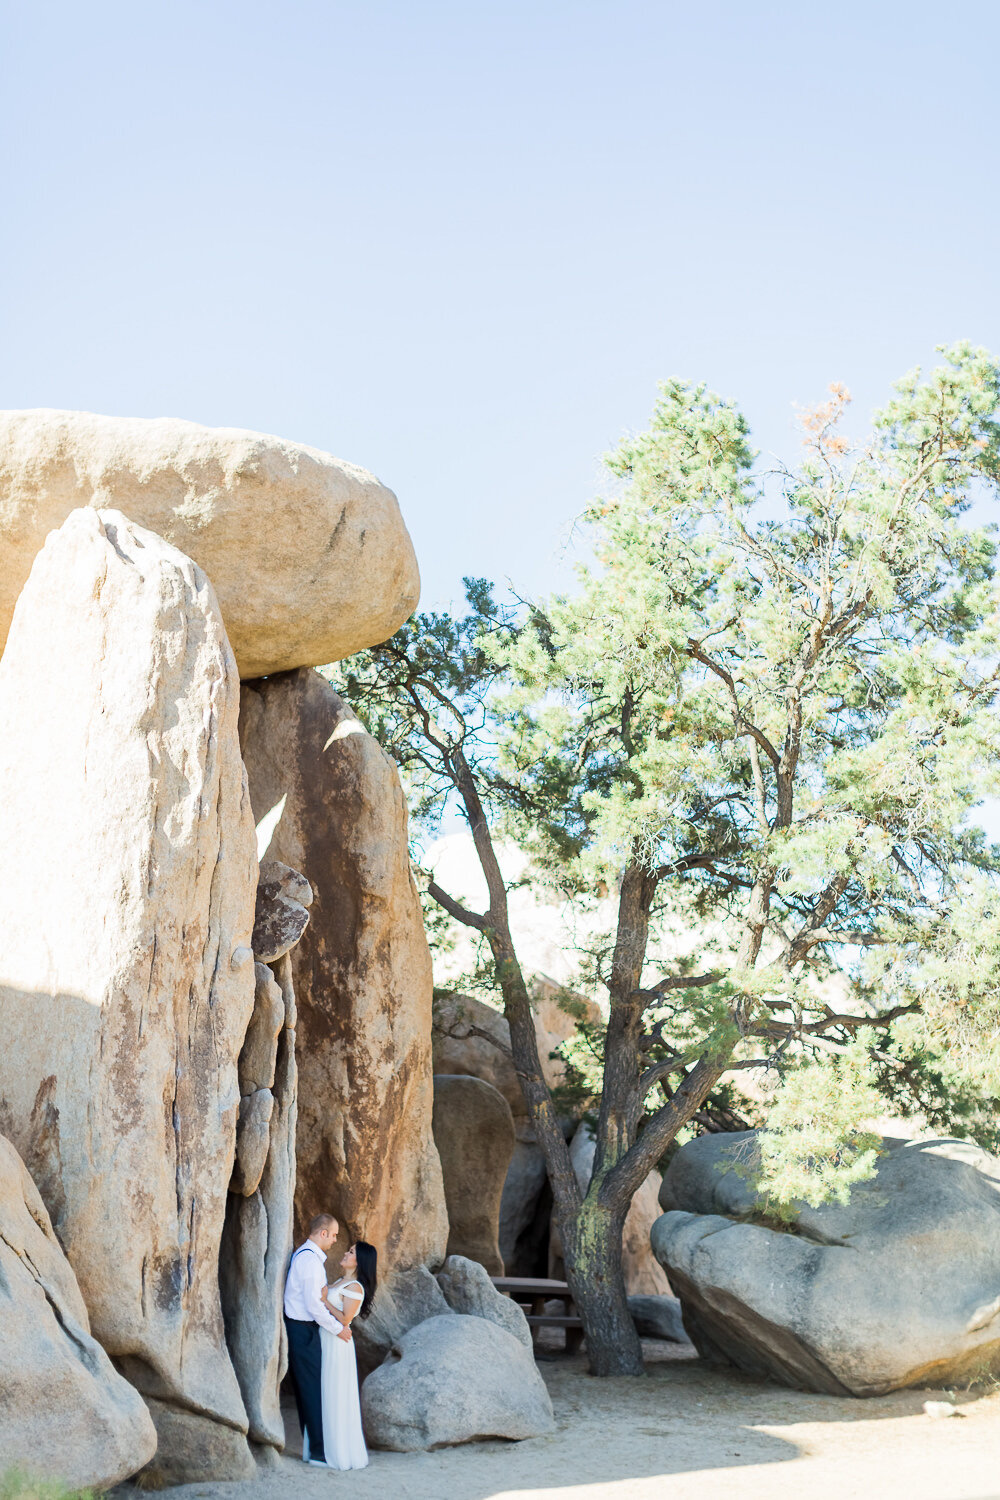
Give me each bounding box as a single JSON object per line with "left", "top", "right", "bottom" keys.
{"left": 352, "top": 1240, "right": 377, "bottom": 1319}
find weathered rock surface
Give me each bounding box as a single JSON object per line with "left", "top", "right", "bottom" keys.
{"left": 552, "top": 1124, "right": 672, "bottom": 1296}
{"left": 237, "top": 962, "right": 287, "bottom": 1095}
{"left": 628, "top": 1293, "right": 689, "bottom": 1344}
{"left": 500, "top": 1137, "right": 551, "bottom": 1275}
{"left": 436, "top": 1253, "right": 533, "bottom": 1350}
{"left": 652, "top": 1131, "right": 1000, "bottom": 1395}
{"left": 252, "top": 859, "right": 312, "bottom": 962}
{"left": 351, "top": 1264, "right": 450, "bottom": 1380}
{"left": 0, "top": 508, "right": 258, "bottom": 1482}
{"left": 221, "top": 951, "right": 299, "bottom": 1453}
{"left": 0, "top": 1133, "right": 156, "bottom": 1489}
{"left": 238, "top": 669, "right": 447, "bottom": 1272}
{"left": 433, "top": 1075, "right": 515, "bottom": 1275}
{"left": 0, "top": 409, "right": 419, "bottom": 677}
{"left": 360, "top": 1314, "right": 555, "bottom": 1450}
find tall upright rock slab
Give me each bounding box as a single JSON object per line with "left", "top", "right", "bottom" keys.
{"left": 239, "top": 668, "right": 447, "bottom": 1271}
{"left": 0, "top": 507, "right": 259, "bottom": 1482}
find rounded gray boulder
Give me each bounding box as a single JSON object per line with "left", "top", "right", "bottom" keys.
{"left": 361, "top": 1313, "right": 554, "bottom": 1450}
{"left": 652, "top": 1131, "right": 1000, "bottom": 1395}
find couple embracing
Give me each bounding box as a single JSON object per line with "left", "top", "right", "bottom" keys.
{"left": 283, "top": 1212, "right": 378, "bottom": 1471}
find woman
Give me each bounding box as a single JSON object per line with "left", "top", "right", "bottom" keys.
{"left": 316, "top": 1240, "right": 377, "bottom": 1470}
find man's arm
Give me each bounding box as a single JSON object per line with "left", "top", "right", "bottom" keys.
{"left": 301, "top": 1258, "right": 342, "bottom": 1335}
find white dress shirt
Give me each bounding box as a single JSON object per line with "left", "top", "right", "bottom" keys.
{"left": 283, "top": 1240, "right": 341, "bottom": 1333}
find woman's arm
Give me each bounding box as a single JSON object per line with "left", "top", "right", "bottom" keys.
{"left": 320, "top": 1284, "right": 363, "bottom": 1342}
{"left": 339, "top": 1284, "right": 364, "bottom": 1329}
{"left": 319, "top": 1287, "right": 352, "bottom": 1326}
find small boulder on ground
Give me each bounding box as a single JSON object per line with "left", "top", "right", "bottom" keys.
{"left": 361, "top": 1314, "right": 554, "bottom": 1450}
{"left": 350, "top": 1264, "right": 450, "bottom": 1379}
{"left": 652, "top": 1130, "right": 1000, "bottom": 1396}
{"left": 628, "top": 1293, "right": 689, "bottom": 1344}
{"left": 436, "top": 1253, "right": 533, "bottom": 1350}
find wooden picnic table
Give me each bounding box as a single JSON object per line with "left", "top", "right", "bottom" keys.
{"left": 491, "top": 1276, "right": 575, "bottom": 1315}
{"left": 491, "top": 1276, "right": 584, "bottom": 1352}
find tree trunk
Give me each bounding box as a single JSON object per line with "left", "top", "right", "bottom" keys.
{"left": 563, "top": 1196, "right": 644, "bottom": 1378}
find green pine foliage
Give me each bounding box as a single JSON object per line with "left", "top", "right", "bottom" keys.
{"left": 336, "top": 342, "right": 1000, "bottom": 1219}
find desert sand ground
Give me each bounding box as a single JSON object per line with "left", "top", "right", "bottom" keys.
{"left": 112, "top": 1342, "right": 1000, "bottom": 1500}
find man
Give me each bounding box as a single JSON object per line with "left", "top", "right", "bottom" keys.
{"left": 283, "top": 1212, "right": 351, "bottom": 1465}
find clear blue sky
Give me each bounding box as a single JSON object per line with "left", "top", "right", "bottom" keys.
{"left": 3, "top": 1, "right": 998, "bottom": 610}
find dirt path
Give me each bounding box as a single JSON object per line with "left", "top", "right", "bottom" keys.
{"left": 112, "top": 1344, "right": 1000, "bottom": 1500}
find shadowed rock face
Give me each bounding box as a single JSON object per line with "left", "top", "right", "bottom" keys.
{"left": 652, "top": 1130, "right": 1000, "bottom": 1396}
{"left": 433, "top": 1075, "right": 515, "bottom": 1275}
{"left": 0, "top": 409, "right": 420, "bottom": 677}
{"left": 0, "top": 1132, "right": 156, "bottom": 1491}
{"left": 0, "top": 508, "right": 259, "bottom": 1482}
{"left": 432, "top": 988, "right": 598, "bottom": 1277}
{"left": 238, "top": 668, "right": 447, "bottom": 1273}
{"left": 220, "top": 951, "right": 299, "bottom": 1455}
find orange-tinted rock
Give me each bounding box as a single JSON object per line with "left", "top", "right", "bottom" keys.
{"left": 0, "top": 508, "right": 259, "bottom": 1483}
{"left": 238, "top": 668, "right": 447, "bottom": 1272}
{"left": 432, "top": 1075, "right": 515, "bottom": 1275}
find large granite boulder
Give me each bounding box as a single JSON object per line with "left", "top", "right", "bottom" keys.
{"left": 433, "top": 1075, "right": 515, "bottom": 1275}
{"left": 0, "top": 1133, "right": 156, "bottom": 1490}
{"left": 0, "top": 409, "right": 419, "bottom": 677}
{"left": 238, "top": 669, "right": 448, "bottom": 1271}
{"left": 0, "top": 508, "right": 259, "bottom": 1481}
{"left": 652, "top": 1130, "right": 1000, "bottom": 1395}
{"left": 360, "top": 1314, "right": 555, "bottom": 1450}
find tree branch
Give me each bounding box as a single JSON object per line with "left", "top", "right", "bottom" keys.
{"left": 426, "top": 879, "right": 488, "bottom": 932}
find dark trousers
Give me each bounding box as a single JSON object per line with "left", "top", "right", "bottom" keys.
{"left": 285, "top": 1316, "right": 324, "bottom": 1461}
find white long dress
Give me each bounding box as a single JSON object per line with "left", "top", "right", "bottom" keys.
{"left": 318, "top": 1278, "right": 369, "bottom": 1470}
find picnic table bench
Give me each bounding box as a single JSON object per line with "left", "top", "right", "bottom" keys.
{"left": 491, "top": 1275, "right": 584, "bottom": 1354}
